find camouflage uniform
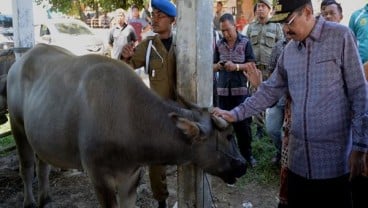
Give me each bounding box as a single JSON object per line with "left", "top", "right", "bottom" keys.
{"left": 246, "top": 19, "right": 283, "bottom": 139}
{"left": 246, "top": 20, "right": 283, "bottom": 79}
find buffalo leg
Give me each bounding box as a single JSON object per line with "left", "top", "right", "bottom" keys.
{"left": 89, "top": 174, "right": 119, "bottom": 208}
{"left": 36, "top": 156, "right": 52, "bottom": 207}
{"left": 117, "top": 167, "right": 141, "bottom": 208}
{"left": 11, "top": 119, "right": 37, "bottom": 208}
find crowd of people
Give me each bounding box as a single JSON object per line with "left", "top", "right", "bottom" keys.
{"left": 106, "top": 4, "right": 153, "bottom": 60}
{"left": 105, "top": 0, "right": 368, "bottom": 207}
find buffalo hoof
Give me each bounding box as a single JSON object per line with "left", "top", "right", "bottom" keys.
{"left": 40, "top": 196, "right": 53, "bottom": 208}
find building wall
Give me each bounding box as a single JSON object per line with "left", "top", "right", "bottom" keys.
{"left": 213, "top": 0, "right": 255, "bottom": 31}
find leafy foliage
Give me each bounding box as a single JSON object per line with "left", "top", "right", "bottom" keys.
{"left": 35, "top": 0, "right": 146, "bottom": 19}
{"left": 240, "top": 138, "right": 280, "bottom": 185}
{"left": 0, "top": 135, "right": 14, "bottom": 157}
{"left": 237, "top": 123, "right": 280, "bottom": 186}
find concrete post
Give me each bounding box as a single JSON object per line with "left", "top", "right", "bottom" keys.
{"left": 175, "top": 0, "right": 213, "bottom": 207}
{"left": 12, "top": 0, "right": 34, "bottom": 59}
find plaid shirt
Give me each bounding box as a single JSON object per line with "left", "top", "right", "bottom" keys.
{"left": 232, "top": 17, "right": 368, "bottom": 179}
{"left": 214, "top": 33, "right": 255, "bottom": 96}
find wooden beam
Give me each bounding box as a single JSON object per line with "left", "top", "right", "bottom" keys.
{"left": 12, "top": 0, "right": 34, "bottom": 59}
{"left": 176, "top": 0, "right": 213, "bottom": 207}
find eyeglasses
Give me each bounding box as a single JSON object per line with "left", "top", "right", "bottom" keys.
{"left": 283, "top": 14, "right": 297, "bottom": 27}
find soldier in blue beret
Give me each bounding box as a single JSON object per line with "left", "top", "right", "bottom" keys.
{"left": 122, "top": 1, "right": 177, "bottom": 208}
{"left": 151, "top": 0, "right": 177, "bottom": 17}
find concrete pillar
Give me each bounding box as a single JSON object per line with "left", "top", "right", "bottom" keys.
{"left": 175, "top": 0, "right": 213, "bottom": 207}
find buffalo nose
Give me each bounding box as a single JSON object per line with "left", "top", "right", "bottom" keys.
{"left": 231, "top": 158, "right": 247, "bottom": 178}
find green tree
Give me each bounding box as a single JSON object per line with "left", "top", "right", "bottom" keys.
{"left": 35, "top": 0, "right": 145, "bottom": 20}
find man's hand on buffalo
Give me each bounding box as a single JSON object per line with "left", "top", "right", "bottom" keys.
{"left": 211, "top": 107, "right": 237, "bottom": 123}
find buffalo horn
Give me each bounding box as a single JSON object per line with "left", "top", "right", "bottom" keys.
{"left": 212, "top": 114, "right": 229, "bottom": 129}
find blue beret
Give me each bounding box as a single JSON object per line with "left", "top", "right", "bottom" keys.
{"left": 152, "top": 0, "right": 177, "bottom": 17}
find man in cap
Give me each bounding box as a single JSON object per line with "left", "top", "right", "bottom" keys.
{"left": 121, "top": 0, "right": 176, "bottom": 207}
{"left": 245, "top": 0, "right": 283, "bottom": 79}
{"left": 244, "top": 0, "right": 283, "bottom": 144}
{"left": 213, "top": 0, "right": 368, "bottom": 207}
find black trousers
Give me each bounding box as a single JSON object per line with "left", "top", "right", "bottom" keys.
{"left": 213, "top": 73, "right": 218, "bottom": 107}
{"left": 288, "top": 171, "right": 352, "bottom": 208}
{"left": 218, "top": 95, "right": 253, "bottom": 159}
{"left": 352, "top": 176, "right": 368, "bottom": 208}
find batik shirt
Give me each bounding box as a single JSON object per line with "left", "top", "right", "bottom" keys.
{"left": 231, "top": 17, "right": 368, "bottom": 179}
{"left": 214, "top": 33, "right": 255, "bottom": 97}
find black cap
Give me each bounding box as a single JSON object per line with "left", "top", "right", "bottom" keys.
{"left": 270, "top": 0, "right": 311, "bottom": 23}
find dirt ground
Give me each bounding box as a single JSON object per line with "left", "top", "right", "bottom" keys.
{"left": 0, "top": 150, "right": 279, "bottom": 208}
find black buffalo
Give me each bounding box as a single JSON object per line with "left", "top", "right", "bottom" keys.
{"left": 6, "top": 44, "right": 246, "bottom": 208}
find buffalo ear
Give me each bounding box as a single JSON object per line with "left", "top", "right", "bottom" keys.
{"left": 169, "top": 112, "right": 200, "bottom": 143}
